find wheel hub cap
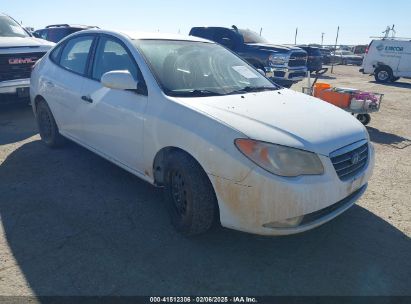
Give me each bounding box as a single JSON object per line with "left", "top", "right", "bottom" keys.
{"left": 378, "top": 71, "right": 389, "bottom": 81}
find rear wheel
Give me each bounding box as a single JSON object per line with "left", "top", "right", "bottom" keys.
{"left": 164, "top": 152, "right": 217, "bottom": 236}
{"left": 36, "top": 100, "right": 66, "bottom": 148}
{"left": 374, "top": 66, "right": 392, "bottom": 83}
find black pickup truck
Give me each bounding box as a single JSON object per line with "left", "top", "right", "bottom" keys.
{"left": 189, "top": 26, "right": 307, "bottom": 87}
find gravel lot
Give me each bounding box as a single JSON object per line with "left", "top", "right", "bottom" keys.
{"left": 0, "top": 65, "right": 410, "bottom": 296}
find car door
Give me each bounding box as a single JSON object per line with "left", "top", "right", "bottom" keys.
{"left": 43, "top": 34, "right": 96, "bottom": 141}
{"left": 79, "top": 35, "right": 148, "bottom": 173}
{"left": 398, "top": 42, "right": 411, "bottom": 76}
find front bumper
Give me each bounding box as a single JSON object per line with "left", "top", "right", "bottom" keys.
{"left": 264, "top": 66, "right": 307, "bottom": 83}
{"left": 210, "top": 143, "right": 375, "bottom": 236}
{"left": 0, "top": 79, "right": 30, "bottom": 94}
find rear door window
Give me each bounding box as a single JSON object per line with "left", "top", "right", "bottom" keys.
{"left": 59, "top": 35, "right": 94, "bottom": 75}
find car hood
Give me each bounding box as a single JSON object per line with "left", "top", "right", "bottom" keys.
{"left": 177, "top": 89, "right": 367, "bottom": 156}
{"left": 0, "top": 36, "right": 54, "bottom": 53}
{"left": 246, "top": 43, "right": 305, "bottom": 54}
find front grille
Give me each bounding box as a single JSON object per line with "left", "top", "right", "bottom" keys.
{"left": 0, "top": 52, "right": 45, "bottom": 82}
{"left": 300, "top": 185, "right": 365, "bottom": 225}
{"left": 274, "top": 71, "right": 286, "bottom": 77}
{"left": 288, "top": 52, "right": 307, "bottom": 67}
{"left": 289, "top": 72, "right": 306, "bottom": 79}
{"left": 331, "top": 143, "right": 369, "bottom": 181}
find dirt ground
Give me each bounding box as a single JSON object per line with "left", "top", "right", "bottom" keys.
{"left": 0, "top": 65, "right": 410, "bottom": 296}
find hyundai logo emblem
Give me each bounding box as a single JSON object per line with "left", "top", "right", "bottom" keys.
{"left": 351, "top": 152, "right": 360, "bottom": 165}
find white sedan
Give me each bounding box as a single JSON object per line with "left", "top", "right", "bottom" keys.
{"left": 30, "top": 30, "right": 374, "bottom": 236}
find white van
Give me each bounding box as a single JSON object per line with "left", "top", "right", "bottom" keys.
{"left": 361, "top": 39, "right": 411, "bottom": 83}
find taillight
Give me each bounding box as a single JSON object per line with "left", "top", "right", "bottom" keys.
{"left": 365, "top": 41, "right": 373, "bottom": 54}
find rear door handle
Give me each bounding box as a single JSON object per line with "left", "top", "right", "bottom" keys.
{"left": 81, "top": 95, "right": 93, "bottom": 103}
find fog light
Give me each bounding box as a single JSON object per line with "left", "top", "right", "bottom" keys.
{"left": 263, "top": 215, "right": 304, "bottom": 228}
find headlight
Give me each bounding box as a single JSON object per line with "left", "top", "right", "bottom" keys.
{"left": 235, "top": 139, "right": 324, "bottom": 177}
{"left": 269, "top": 53, "right": 288, "bottom": 66}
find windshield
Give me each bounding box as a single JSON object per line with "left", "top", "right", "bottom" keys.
{"left": 238, "top": 29, "right": 268, "bottom": 44}
{"left": 0, "top": 16, "right": 29, "bottom": 38}
{"left": 135, "top": 40, "right": 278, "bottom": 97}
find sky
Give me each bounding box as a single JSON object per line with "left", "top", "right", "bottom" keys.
{"left": 2, "top": 0, "right": 411, "bottom": 45}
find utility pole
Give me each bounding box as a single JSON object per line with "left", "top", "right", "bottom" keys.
{"left": 331, "top": 26, "right": 340, "bottom": 74}
{"left": 321, "top": 32, "right": 325, "bottom": 46}
{"left": 260, "top": 27, "right": 263, "bottom": 36}
{"left": 294, "top": 27, "right": 298, "bottom": 45}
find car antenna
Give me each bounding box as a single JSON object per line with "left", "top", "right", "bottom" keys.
{"left": 232, "top": 25, "right": 238, "bottom": 32}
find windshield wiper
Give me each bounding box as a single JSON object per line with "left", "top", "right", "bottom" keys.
{"left": 227, "top": 86, "right": 278, "bottom": 95}
{"left": 167, "top": 89, "right": 223, "bottom": 97}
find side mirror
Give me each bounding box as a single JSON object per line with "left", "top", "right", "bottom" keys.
{"left": 101, "top": 70, "right": 137, "bottom": 90}
{"left": 257, "top": 69, "right": 266, "bottom": 76}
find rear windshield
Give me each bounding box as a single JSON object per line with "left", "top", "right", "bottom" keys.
{"left": 238, "top": 29, "right": 268, "bottom": 44}
{"left": 0, "top": 15, "right": 29, "bottom": 38}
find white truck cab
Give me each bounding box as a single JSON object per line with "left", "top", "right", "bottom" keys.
{"left": 361, "top": 38, "right": 411, "bottom": 83}
{"left": 0, "top": 13, "right": 54, "bottom": 103}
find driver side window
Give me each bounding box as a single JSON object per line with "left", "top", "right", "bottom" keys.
{"left": 92, "top": 37, "right": 138, "bottom": 81}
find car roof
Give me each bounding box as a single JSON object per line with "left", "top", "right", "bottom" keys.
{"left": 44, "top": 24, "right": 99, "bottom": 29}
{"left": 78, "top": 29, "right": 214, "bottom": 43}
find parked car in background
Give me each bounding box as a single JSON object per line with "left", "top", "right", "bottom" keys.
{"left": 0, "top": 13, "right": 54, "bottom": 104}
{"left": 297, "top": 45, "right": 323, "bottom": 72}
{"left": 331, "top": 50, "right": 363, "bottom": 66}
{"left": 319, "top": 48, "right": 332, "bottom": 64}
{"left": 352, "top": 45, "right": 367, "bottom": 55}
{"left": 361, "top": 38, "right": 411, "bottom": 83}
{"left": 33, "top": 24, "right": 99, "bottom": 43}
{"left": 190, "top": 26, "right": 307, "bottom": 88}
{"left": 31, "top": 29, "right": 374, "bottom": 236}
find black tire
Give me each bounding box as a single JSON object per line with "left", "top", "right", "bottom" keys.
{"left": 164, "top": 151, "right": 217, "bottom": 236}
{"left": 36, "top": 100, "right": 66, "bottom": 148}
{"left": 391, "top": 76, "right": 400, "bottom": 82}
{"left": 357, "top": 114, "right": 371, "bottom": 126}
{"left": 374, "top": 66, "right": 393, "bottom": 83}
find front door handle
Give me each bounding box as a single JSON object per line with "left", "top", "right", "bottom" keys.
{"left": 81, "top": 95, "right": 93, "bottom": 103}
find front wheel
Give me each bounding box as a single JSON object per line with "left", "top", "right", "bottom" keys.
{"left": 164, "top": 152, "right": 217, "bottom": 236}
{"left": 357, "top": 114, "right": 371, "bottom": 126}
